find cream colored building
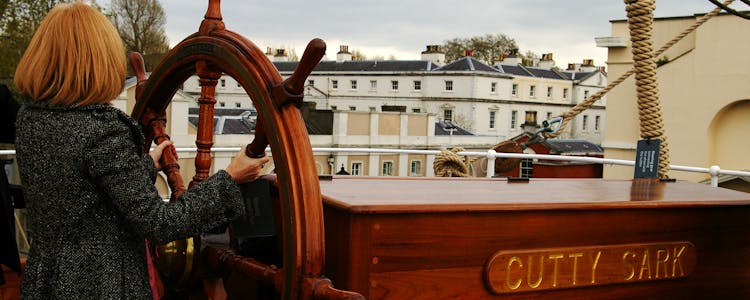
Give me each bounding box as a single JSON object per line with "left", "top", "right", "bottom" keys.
{"left": 182, "top": 46, "right": 608, "bottom": 143}
{"left": 599, "top": 13, "right": 750, "bottom": 181}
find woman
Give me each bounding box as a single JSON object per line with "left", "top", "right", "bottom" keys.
{"left": 13, "top": 2, "right": 269, "bottom": 298}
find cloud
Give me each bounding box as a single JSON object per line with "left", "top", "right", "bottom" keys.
{"left": 101, "top": 0, "right": 741, "bottom": 67}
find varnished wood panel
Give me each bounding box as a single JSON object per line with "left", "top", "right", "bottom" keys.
{"left": 322, "top": 178, "right": 750, "bottom": 299}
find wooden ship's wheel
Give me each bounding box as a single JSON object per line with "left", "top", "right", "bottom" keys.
{"left": 129, "top": 1, "right": 361, "bottom": 299}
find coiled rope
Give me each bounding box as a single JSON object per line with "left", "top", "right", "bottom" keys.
{"left": 433, "top": 140, "right": 523, "bottom": 177}
{"left": 433, "top": 147, "right": 473, "bottom": 177}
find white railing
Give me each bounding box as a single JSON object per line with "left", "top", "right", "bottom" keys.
{"left": 3, "top": 148, "right": 749, "bottom": 187}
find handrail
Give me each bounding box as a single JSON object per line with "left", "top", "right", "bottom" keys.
{"left": 3, "top": 148, "right": 749, "bottom": 187}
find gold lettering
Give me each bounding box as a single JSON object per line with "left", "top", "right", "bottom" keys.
{"left": 639, "top": 249, "right": 652, "bottom": 280}
{"left": 623, "top": 251, "right": 636, "bottom": 280}
{"left": 672, "top": 246, "right": 685, "bottom": 277}
{"left": 548, "top": 254, "right": 564, "bottom": 287}
{"left": 655, "top": 249, "right": 669, "bottom": 278}
{"left": 506, "top": 256, "right": 523, "bottom": 290}
{"left": 527, "top": 255, "right": 544, "bottom": 288}
{"left": 569, "top": 252, "right": 583, "bottom": 285}
{"left": 590, "top": 251, "right": 601, "bottom": 284}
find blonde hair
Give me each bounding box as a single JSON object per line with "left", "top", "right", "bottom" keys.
{"left": 14, "top": 2, "right": 126, "bottom": 106}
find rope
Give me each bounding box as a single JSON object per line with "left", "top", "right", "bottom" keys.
{"left": 433, "top": 140, "right": 523, "bottom": 177}
{"left": 543, "top": 0, "right": 734, "bottom": 178}
{"left": 433, "top": 147, "right": 472, "bottom": 177}
{"left": 544, "top": 0, "right": 734, "bottom": 178}
{"left": 625, "top": 0, "right": 670, "bottom": 178}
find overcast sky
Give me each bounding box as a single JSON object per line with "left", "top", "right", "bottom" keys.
{"left": 106, "top": 0, "right": 744, "bottom": 68}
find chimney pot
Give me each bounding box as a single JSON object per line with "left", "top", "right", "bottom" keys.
{"left": 338, "top": 45, "right": 351, "bottom": 54}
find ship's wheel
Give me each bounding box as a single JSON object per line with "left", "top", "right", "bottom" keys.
{"left": 129, "top": 1, "right": 361, "bottom": 299}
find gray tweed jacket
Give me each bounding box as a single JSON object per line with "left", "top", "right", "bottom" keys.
{"left": 15, "top": 101, "right": 245, "bottom": 299}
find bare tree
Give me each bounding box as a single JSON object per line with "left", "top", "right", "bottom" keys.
{"left": 0, "top": 0, "right": 63, "bottom": 92}
{"left": 109, "top": 0, "right": 169, "bottom": 69}
{"left": 442, "top": 33, "right": 520, "bottom": 65}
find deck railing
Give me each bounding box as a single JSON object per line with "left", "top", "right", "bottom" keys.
{"left": 2, "top": 148, "right": 749, "bottom": 187}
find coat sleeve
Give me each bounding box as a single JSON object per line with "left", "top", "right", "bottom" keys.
{"left": 84, "top": 116, "right": 245, "bottom": 244}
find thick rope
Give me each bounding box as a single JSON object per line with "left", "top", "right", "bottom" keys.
{"left": 547, "top": 0, "right": 731, "bottom": 137}
{"left": 544, "top": 0, "right": 734, "bottom": 178}
{"left": 546, "top": 0, "right": 733, "bottom": 141}
{"left": 436, "top": 0, "right": 735, "bottom": 179}
{"left": 625, "top": 0, "right": 670, "bottom": 178}
{"left": 433, "top": 147, "right": 472, "bottom": 177}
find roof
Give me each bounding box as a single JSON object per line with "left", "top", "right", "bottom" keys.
{"left": 541, "top": 139, "right": 603, "bottom": 155}
{"left": 274, "top": 60, "right": 440, "bottom": 73}
{"left": 523, "top": 66, "right": 567, "bottom": 80}
{"left": 188, "top": 107, "right": 257, "bottom": 134}
{"left": 560, "top": 71, "right": 597, "bottom": 81}
{"left": 496, "top": 64, "right": 533, "bottom": 76}
{"left": 497, "top": 64, "right": 569, "bottom": 80}
{"left": 434, "top": 121, "right": 474, "bottom": 136}
{"left": 435, "top": 57, "right": 499, "bottom": 73}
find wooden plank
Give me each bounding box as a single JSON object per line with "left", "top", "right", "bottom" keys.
{"left": 321, "top": 178, "right": 750, "bottom": 213}
{"left": 321, "top": 178, "right": 750, "bottom": 299}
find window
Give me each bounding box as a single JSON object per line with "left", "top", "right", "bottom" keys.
{"left": 235, "top": 103, "right": 241, "bottom": 108}
{"left": 529, "top": 85, "right": 536, "bottom": 97}
{"left": 491, "top": 82, "right": 497, "bottom": 93}
{"left": 595, "top": 115, "right": 601, "bottom": 131}
{"left": 547, "top": 112, "right": 553, "bottom": 120}
{"left": 511, "top": 110, "right": 517, "bottom": 129}
{"left": 370, "top": 80, "right": 377, "bottom": 89}
{"left": 236, "top": 82, "right": 241, "bottom": 88}
{"left": 332, "top": 80, "right": 338, "bottom": 89}
{"left": 349, "top": 106, "right": 356, "bottom": 111}
{"left": 369, "top": 107, "right": 377, "bottom": 112}
{"left": 330, "top": 105, "right": 337, "bottom": 110}
{"left": 351, "top": 162, "right": 362, "bottom": 176}
{"left": 410, "top": 160, "right": 422, "bottom": 176}
{"left": 220, "top": 79, "right": 226, "bottom": 88}
{"left": 219, "top": 102, "right": 226, "bottom": 107}
{"left": 547, "top": 86, "right": 553, "bottom": 97}
{"left": 563, "top": 88, "right": 569, "bottom": 99}
{"left": 412, "top": 108, "right": 421, "bottom": 113}
{"left": 445, "top": 80, "right": 453, "bottom": 91}
{"left": 583, "top": 115, "right": 589, "bottom": 130}
{"left": 350, "top": 80, "right": 357, "bottom": 90}
{"left": 308, "top": 79, "right": 314, "bottom": 86}
{"left": 391, "top": 80, "right": 399, "bottom": 90}
{"left": 520, "top": 159, "right": 533, "bottom": 178}
{"left": 443, "top": 109, "right": 453, "bottom": 122}
{"left": 414, "top": 80, "right": 421, "bottom": 90}
{"left": 489, "top": 111, "right": 496, "bottom": 129}
{"left": 584, "top": 90, "right": 590, "bottom": 99}
{"left": 511, "top": 84, "right": 518, "bottom": 96}
{"left": 382, "top": 161, "right": 394, "bottom": 176}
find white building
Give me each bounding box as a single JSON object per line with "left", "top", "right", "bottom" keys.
{"left": 182, "top": 45, "right": 608, "bottom": 144}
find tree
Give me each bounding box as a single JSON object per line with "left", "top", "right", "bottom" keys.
{"left": 0, "top": 0, "right": 63, "bottom": 96}
{"left": 441, "top": 33, "right": 519, "bottom": 64}
{"left": 521, "top": 50, "right": 541, "bottom": 67}
{"left": 109, "top": 0, "right": 169, "bottom": 71}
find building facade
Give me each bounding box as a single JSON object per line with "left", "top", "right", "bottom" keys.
{"left": 182, "top": 46, "right": 607, "bottom": 144}
{"left": 599, "top": 12, "right": 750, "bottom": 182}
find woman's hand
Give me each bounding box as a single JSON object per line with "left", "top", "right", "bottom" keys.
{"left": 225, "top": 146, "right": 270, "bottom": 184}
{"left": 149, "top": 140, "right": 174, "bottom": 171}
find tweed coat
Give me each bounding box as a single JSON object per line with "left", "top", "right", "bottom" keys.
{"left": 15, "top": 101, "right": 246, "bottom": 299}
